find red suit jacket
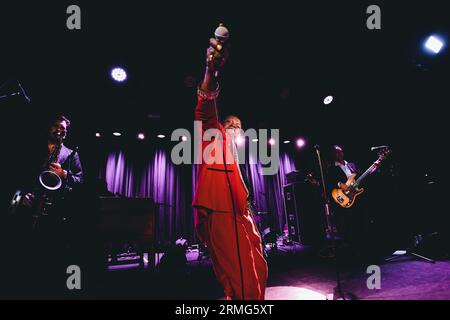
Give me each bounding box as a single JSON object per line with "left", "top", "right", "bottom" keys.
{"left": 192, "top": 96, "right": 249, "bottom": 214}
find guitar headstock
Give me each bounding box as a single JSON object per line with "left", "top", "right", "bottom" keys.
{"left": 377, "top": 147, "right": 392, "bottom": 161}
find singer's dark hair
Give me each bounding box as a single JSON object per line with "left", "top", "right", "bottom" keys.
{"left": 323, "top": 144, "right": 344, "bottom": 164}
{"left": 222, "top": 115, "right": 241, "bottom": 125}
{"left": 333, "top": 144, "right": 343, "bottom": 152}
{"left": 53, "top": 115, "right": 71, "bottom": 129}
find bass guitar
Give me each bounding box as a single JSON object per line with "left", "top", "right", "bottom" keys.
{"left": 331, "top": 148, "right": 391, "bottom": 208}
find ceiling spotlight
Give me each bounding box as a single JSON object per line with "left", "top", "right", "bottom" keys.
{"left": 95, "top": 132, "right": 101, "bottom": 138}
{"left": 269, "top": 138, "right": 276, "bottom": 146}
{"left": 157, "top": 134, "right": 166, "bottom": 139}
{"left": 251, "top": 138, "right": 259, "bottom": 142}
{"left": 424, "top": 35, "right": 444, "bottom": 54}
{"left": 296, "top": 138, "right": 306, "bottom": 148}
{"left": 113, "top": 132, "right": 122, "bottom": 137}
{"left": 111, "top": 67, "right": 127, "bottom": 82}
{"left": 283, "top": 140, "right": 291, "bottom": 144}
{"left": 323, "top": 95, "right": 333, "bottom": 105}
{"left": 181, "top": 135, "right": 188, "bottom": 141}
{"left": 137, "top": 133, "right": 145, "bottom": 140}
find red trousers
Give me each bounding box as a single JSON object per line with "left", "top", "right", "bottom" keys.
{"left": 196, "top": 207, "right": 268, "bottom": 300}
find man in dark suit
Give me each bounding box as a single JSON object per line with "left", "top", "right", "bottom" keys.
{"left": 6, "top": 115, "right": 84, "bottom": 297}
{"left": 327, "top": 145, "right": 358, "bottom": 188}
{"left": 326, "top": 145, "right": 365, "bottom": 260}
{"left": 22, "top": 115, "right": 83, "bottom": 210}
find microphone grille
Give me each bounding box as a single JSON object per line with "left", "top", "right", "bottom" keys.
{"left": 214, "top": 25, "right": 230, "bottom": 43}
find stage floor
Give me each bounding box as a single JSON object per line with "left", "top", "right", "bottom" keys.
{"left": 2, "top": 243, "right": 449, "bottom": 299}
{"left": 94, "top": 244, "right": 450, "bottom": 300}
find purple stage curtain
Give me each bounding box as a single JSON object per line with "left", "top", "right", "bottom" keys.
{"left": 101, "top": 149, "right": 296, "bottom": 245}
{"left": 247, "top": 153, "right": 296, "bottom": 234}
{"left": 101, "top": 149, "right": 191, "bottom": 246}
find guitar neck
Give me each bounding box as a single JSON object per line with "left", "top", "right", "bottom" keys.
{"left": 354, "top": 161, "right": 379, "bottom": 186}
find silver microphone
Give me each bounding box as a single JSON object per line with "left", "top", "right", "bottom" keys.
{"left": 212, "top": 24, "right": 230, "bottom": 78}
{"left": 214, "top": 24, "right": 230, "bottom": 43}
{"left": 371, "top": 145, "right": 389, "bottom": 151}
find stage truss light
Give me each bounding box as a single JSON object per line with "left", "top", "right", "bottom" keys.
{"left": 323, "top": 95, "right": 333, "bottom": 105}
{"left": 424, "top": 35, "right": 444, "bottom": 54}
{"left": 137, "top": 133, "right": 145, "bottom": 140}
{"left": 111, "top": 67, "right": 127, "bottom": 82}
{"left": 296, "top": 138, "right": 306, "bottom": 148}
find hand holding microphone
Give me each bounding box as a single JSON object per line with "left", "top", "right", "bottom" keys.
{"left": 200, "top": 24, "right": 230, "bottom": 92}
{"left": 206, "top": 23, "right": 230, "bottom": 77}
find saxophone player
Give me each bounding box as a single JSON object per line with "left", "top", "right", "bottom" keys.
{"left": 22, "top": 115, "right": 83, "bottom": 209}
{"left": 4, "top": 115, "right": 85, "bottom": 296}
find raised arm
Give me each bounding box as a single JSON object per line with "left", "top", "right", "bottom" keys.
{"left": 195, "top": 37, "right": 229, "bottom": 130}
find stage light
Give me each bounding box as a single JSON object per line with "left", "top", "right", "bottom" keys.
{"left": 157, "top": 134, "right": 166, "bottom": 139}
{"left": 296, "top": 138, "right": 306, "bottom": 148}
{"left": 181, "top": 135, "right": 188, "bottom": 141}
{"left": 95, "top": 132, "right": 101, "bottom": 138}
{"left": 283, "top": 140, "right": 291, "bottom": 144}
{"left": 424, "top": 35, "right": 444, "bottom": 54}
{"left": 113, "top": 132, "right": 122, "bottom": 137}
{"left": 251, "top": 138, "right": 259, "bottom": 142}
{"left": 323, "top": 95, "right": 333, "bottom": 105}
{"left": 269, "top": 138, "right": 276, "bottom": 146}
{"left": 137, "top": 133, "right": 145, "bottom": 140}
{"left": 264, "top": 286, "right": 326, "bottom": 300}
{"left": 111, "top": 67, "right": 127, "bottom": 82}
{"left": 235, "top": 135, "right": 244, "bottom": 145}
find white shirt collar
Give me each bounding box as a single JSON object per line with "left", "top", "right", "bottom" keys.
{"left": 335, "top": 160, "right": 347, "bottom": 167}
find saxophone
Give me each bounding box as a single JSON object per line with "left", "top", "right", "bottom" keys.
{"left": 39, "top": 135, "right": 63, "bottom": 192}
{"left": 34, "top": 133, "right": 64, "bottom": 218}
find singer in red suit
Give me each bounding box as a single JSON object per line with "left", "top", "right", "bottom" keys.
{"left": 192, "top": 31, "right": 268, "bottom": 300}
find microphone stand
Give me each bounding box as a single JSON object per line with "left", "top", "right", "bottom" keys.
{"left": 314, "top": 145, "right": 356, "bottom": 300}
{"left": 0, "top": 80, "right": 31, "bottom": 102}
{"left": 0, "top": 91, "right": 21, "bottom": 100}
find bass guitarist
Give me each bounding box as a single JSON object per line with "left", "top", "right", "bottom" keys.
{"left": 326, "top": 145, "right": 365, "bottom": 259}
